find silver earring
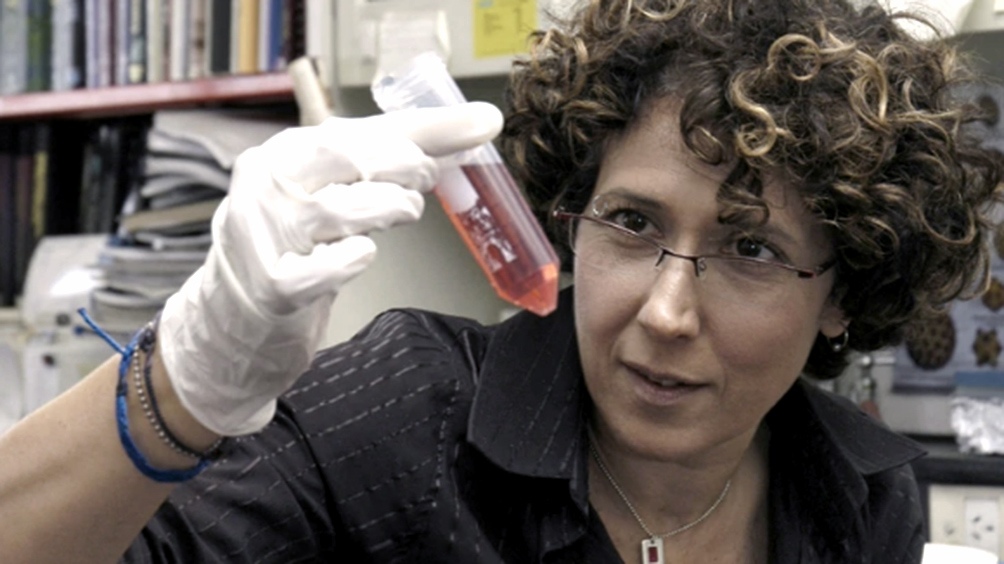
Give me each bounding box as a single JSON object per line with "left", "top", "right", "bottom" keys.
{"left": 828, "top": 330, "right": 849, "bottom": 352}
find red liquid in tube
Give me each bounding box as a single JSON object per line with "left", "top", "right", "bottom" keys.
{"left": 438, "top": 163, "right": 559, "bottom": 316}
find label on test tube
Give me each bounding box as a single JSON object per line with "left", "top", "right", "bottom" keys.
{"left": 372, "top": 52, "right": 559, "bottom": 316}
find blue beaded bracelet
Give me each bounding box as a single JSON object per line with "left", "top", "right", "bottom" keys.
{"left": 79, "top": 308, "right": 215, "bottom": 483}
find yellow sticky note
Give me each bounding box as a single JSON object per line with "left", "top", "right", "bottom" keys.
{"left": 473, "top": 0, "right": 538, "bottom": 59}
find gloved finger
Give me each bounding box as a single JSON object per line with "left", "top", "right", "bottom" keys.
{"left": 336, "top": 136, "right": 440, "bottom": 190}
{"left": 301, "top": 182, "right": 426, "bottom": 244}
{"left": 269, "top": 235, "right": 378, "bottom": 309}
{"left": 374, "top": 102, "right": 504, "bottom": 157}
{"left": 248, "top": 102, "right": 501, "bottom": 194}
{"left": 260, "top": 122, "right": 440, "bottom": 194}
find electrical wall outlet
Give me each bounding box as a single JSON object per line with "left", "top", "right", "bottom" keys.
{"left": 966, "top": 498, "right": 1001, "bottom": 553}
{"left": 929, "top": 484, "right": 1004, "bottom": 558}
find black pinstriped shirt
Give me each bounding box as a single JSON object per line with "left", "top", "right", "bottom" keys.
{"left": 123, "top": 288, "right": 926, "bottom": 563}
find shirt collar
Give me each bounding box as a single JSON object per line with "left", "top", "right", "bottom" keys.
{"left": 766, "top": 378, "right": 926, "bottom": 558}
{"left": 467, "top": 287, "right": 587, "bottom": 481}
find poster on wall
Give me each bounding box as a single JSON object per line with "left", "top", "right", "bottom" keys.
{"left": 894, "top": 229, "right": 1004, "bottom": 393}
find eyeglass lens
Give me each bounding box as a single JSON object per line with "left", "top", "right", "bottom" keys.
{"left": 567, "top": 216, "right": 809, "bottom": 309}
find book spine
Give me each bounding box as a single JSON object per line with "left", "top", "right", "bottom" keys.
{"left": 236, "top": 0, "right": 257, "bottom": 74}
{"left": 31, "top": 123, "right": 50, "bottom": 240}
{"left": 187, "top": 0, "right": 205, "bottom": 79}
{"left": 21, "top": 124, "right": 49, "bottom": 297}
{"left": 78, "top": 126, "right": 103, "bottom": 233}
{"left": 13, "top": 125, "right": 36, "bottom": 297}
{"left": 96, "top": 0, "right": 112, "bottom": 86}
{"left": 70, "top": 0, "right": 85, "bottom": 87}
{"left": 113, "top": 0, "right": 128, "bottom": 85}
{"left": 26, "top": 0, "right": 52, "bottom": 92}
{"left": 228, "top": 0, "right": 238, "bottom": 73}
{"left": 207, "top": 0, "right": 230, "bottom": 75}
{"left": 256, "top": 0, "right": 268, "bottom": 72}
{"left": 267, "top": 0, "right": 282, "bottom": 70}
{"left": 126, "top": 0, "right": 145, "bottom": 83}
{"left": 145, "top": 0, "right": 164, "bottom": 82}
{"left": 49, "top": 0, "right": 83, "bottom": 91}
{"left": 0, "top": 126, "right": 15, "bottom": 305}
{"left": 83, "top": 0, "right": 97, "bottom": 87}
{"left": 168, "top": 0, "right": 188, "bottom": 80}
{"left": 0, "top": 0, "right": 29, "bottom": 95}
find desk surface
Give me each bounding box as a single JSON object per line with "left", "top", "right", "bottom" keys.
{"left": 912, "top": 437, "right": 1004, "bottom": 486}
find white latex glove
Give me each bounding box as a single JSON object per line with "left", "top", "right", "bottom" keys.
{"left": 159, "top": 102, "right": 504, "bottom": 436}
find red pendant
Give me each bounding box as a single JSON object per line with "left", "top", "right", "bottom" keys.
{"left": 642, "top": 537, "right": 665, "bottom": 564}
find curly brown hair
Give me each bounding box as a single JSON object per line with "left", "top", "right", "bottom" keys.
{"left": 499, "top": 0, "right": 1003, "bottom": 380}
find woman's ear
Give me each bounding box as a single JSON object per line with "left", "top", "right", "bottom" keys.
{"left": 819, "top": 301, "right": 849, "bottom": 339}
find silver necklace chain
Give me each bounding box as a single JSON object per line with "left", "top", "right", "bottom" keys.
{"left": 589, "top": 442, "right": 732, "bottom": 540}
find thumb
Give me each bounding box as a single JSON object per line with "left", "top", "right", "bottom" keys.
{"left": 376, "top": 102, "right": 504, "bottom": 157}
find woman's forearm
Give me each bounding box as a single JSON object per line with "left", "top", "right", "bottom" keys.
{"left": 0, "top": 347, "right": 220, "bottom": 563}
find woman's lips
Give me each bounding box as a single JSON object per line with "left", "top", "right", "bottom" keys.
{"left": 625, "top": 363, "right": 707, "bottom": 405}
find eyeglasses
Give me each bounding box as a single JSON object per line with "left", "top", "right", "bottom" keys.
{"left": 552, "top": 203, "right": 836, "bottom": 309}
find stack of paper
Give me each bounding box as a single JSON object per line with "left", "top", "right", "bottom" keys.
{"left": 90, "top": 108, "right": 294, "bottom": 332}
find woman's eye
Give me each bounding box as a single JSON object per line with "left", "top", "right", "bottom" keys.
{"left": 733, "top": 236, "right": 779, "bottom": 261}
{"left": 609, "top": 210, "right": 652, "bottom": 234}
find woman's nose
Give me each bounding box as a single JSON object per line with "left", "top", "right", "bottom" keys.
{"left": 635, "top": 255, "right": 702, "bottom": 340}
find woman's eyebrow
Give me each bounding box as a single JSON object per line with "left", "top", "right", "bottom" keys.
{"left": 745, "top": 222, "right": 801, "bottom": 249}
{"left": 597, "top": 187, "right": 668, "bottom": 214}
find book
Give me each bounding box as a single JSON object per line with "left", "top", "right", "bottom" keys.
{"left": 0, "top": 127, "right": 15, "bottom": 305}
{"left": 30, "top": 123, "right": 49, "bottom": 241}
{"left": 187, "top": 0, "right": 205, "bottom": 79}
{"left": 167, "top": 0, "right": 188, "bottom": 80}
{"left": 83, "top": 0, "right": 112, "bottom": 87}
{"left": 118, "top": 197, "right": 223, "bottom": 234}
{"left": 141, "top": 155, "right": 230, "bottom": 191}
{"left": 133, "top": 229, "right": 212, "bottom": 250}
{"left": 13, "top": 125, "right": 37, "bottom": 298}
{"left": 146, "top": 184, "right": 223, "bottom": 210}
{"left": 78, "top": 120, "right": 148, "bottom": 234}
{"left": 77, "top": 125, "right": 108, "bottom": 233}
{"left": 236, "top": 0, "right": 258, "bottom": 74}
{"left": 126, "top": 0, "right": 145, "bottom": 83}
{"left": 256, "top": 0, "right": 270, "bottom": 72}
{"left": 26, "top": 0, "right": 52, "bottom": 92}
{"left": 150, "top": 107, "right": 294, "bottom": 170}
{"left": 114, "top": 0, "right": 129, "bottom": 85}
{"left": 1, "top": 0, "right": 29, "bottom": 95}
{"left": 145, "top": 0, "right": 165, "bottom": 82}
{"left": 125, "top": 0, "right": 146, "bottom": 83}
{"left": 207, "top": 0, "right": 230, "bottom": 75}
{"left": 146, "top": 127, "right": 215, "bottom": 161}
{"left": 50, "top": 0, "right": 85, "bottom": 91}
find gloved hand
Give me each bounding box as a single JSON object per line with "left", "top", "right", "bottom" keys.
{"left": 159, "top": 102, "right": 504, "bottom": 436}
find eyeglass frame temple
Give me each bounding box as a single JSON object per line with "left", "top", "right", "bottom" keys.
{"left": 551, "top": 209, "right": 836, "bottom": 280}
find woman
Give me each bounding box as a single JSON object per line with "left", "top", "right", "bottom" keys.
{"left": 1, "top": 0, "right": 1000, "bottom": 562}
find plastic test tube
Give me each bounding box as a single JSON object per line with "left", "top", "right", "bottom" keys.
{"left": 371, "top": 52, "right": 559, "bottom": 316}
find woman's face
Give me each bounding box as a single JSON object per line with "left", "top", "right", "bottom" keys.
{"left": 574, "top": 105, "right": 847, "bottom": 464}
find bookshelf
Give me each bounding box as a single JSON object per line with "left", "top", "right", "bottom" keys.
{"left": 0, "top": 73, "right": 296, "bottom": 121}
